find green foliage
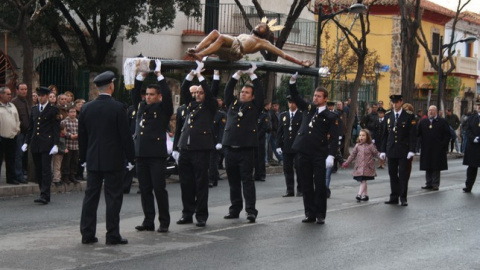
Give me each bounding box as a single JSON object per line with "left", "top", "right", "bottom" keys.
{"left": 276, "top": 75, "right": 314, "bottom": 111}
{"left": 427, "top": 74, "right": 463, "bottom": 98}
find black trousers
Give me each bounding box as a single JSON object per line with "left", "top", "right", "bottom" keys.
{"left": 178, "top": 150, "right": 210, "bottom": 222}
{"left": 80, "top": 170, "right": 124, "bottom": 242}
{"left": 208, "top": 149, "right": 220, "bottom": 185}
{"left": 32, "top": 151, "right": 52, "bottom": 201}
{"left": 297, "top": 152, "right": 327, "bottom": 219}
{"left": 425, "top": 170, "right": 441, "bottom": 187}
{"left": 254, "top": 139, "right": 266, "bottom": 180}
{"left": 283, "top": 152, "right": 301, "bottom": 193}
{"left": 0, "top": 137, "right": 17, "bottom": 182}
{"left": 465, "top": 166, "right": 478, "bottom": 189}
{"left": 137, "top": 157, "right": 170, "bottom": 228}
{"left": 225, "top": 147, "right": 258, "bottom": 216}
{"left": 387, "top": 157, "right": 410, "bottom": 202}
{"left": 61, "top": 149, "right": 79, "bottom": 177}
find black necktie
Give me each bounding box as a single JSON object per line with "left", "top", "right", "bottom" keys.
{"left": 40, "top": 105, "right": 43, "bottom": 112}
{"left": 291, "top": 112, "right": 294, "bottom": 119}
{"left": 395, "top": 113, "right": 399, "bottom": 120}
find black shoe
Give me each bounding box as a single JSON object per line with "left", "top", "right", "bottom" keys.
{"left": 208, "top": 183, "right": 214, "bottom": 188}
{"left": 302, "top": 217, "right": 316, "bottom": 223}
{"left": 106, "top": 238, "right": 128, "bottom": 245}
{"left": 255, "top": 178, "right": 266, "bottom": 182}
{"left": 282, "top": 192, "right": 294, "bottom": 197}
{"left": 400, "top": 201, "right": 408, "bottom": 206}
{"left": 34, "top": 198, "right": 48, "bottom": 205}
{"left": 196, "top": 221, "right": 206, "bottom": 227}
{"left": 70, "top": 178, "right": 80, "bottom": 184}
{"left": 316, "top": 218, "right": 325, "bottom": 224}
{"left": 246, "top": 214, "right": 256, "bottom": 223}
{"left": 176, "top": 217, "right": 193, "bottom": 225}
{"left": 157, "top": 227, "right": 169, "bottom": 233}
{"left": 356, "top": 195, "right": 362, "bottom": 202}
{"left": 432, "top": 186, "right": 439, "bottom": 191}
{"left": 421, "top": 186, "right": 433, "bottom": 190}
{"left": 6, "top": 180, "right": 20, "bottom": 185}
{"left": 54, "top": 182, "right": 63, "bottom": 187}
{"left": 361, "top": 195, "right": 369, "bottom": 201}
{"left": 296, "top": 192, "right": 303, "bottom": 197}
{"left": 217, "top": 177, "right": 224, "bottom": 181}
{"left": 463, "top": 187, "right": 472, "bottom": 193}
{"left": 327, "top": 188, "right": 331, "bottom": 199}
{"left": 136, "top": 189, "right": 141, "bottom": 194}
{"left": 224, "top": 213, "right": 240, "bottom": 219}
{"left": 81, "top": 237, "right": 98, "bottom": 244}
{"left": 135, "top": 225, "right": 154, "bottom": 231}
{"left": 17, "top": 179, "right": 28, "bottom": 184}
{"left": 123, "top": 189, "right": 130, "bottom": 194}
{"left": 384, "top": 200, "right": 399, "bottom": 205}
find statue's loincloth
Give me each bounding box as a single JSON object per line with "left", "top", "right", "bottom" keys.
{"left": 215, "top": 37, "right": 244, "bottom": 61}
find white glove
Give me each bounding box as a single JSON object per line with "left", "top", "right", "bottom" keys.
{"left": 154, "top": 59, "right": 161, "bottom": 72}
{"left": 81, "top": 162, "right": 86, "bottom": 168}
{"left": 21, "top": 143, "right": 28, "bottom": 152}
{"left": 126, "top": 162, "right": 135, "bottom": 171}
{"left": 372, "top": 139, "right": 375, "bottom": 144}
{"left": 49, "top": 145, "right": 58, "bottom": 155}
{"left": 326, "top": 155, "right": 334, "bottom": 169}
{"left": 172, "top": 151, "right": 180, "bottom": 164}
{"left": 215, "top": 143, "right": 222, "bottom": 150}
{"left": 276, "top": 148, "right": 283, "bottom": 155}
{"left": 407, "top": 152, "right": 415, "bottom": 159}
{"left": 379, "top": 153, "right": 386, "bottom": 160}
{"left": 474, "top": 137, "right": 479, "bottom": 143}
{"left": 195, "top": 60, "right": 205, "bottom": 75}
{"left": 289, "top": 72, "right": 298, "bottom": 84}
{"left": 245, "top": 62, "right": 257, "bottom": 75}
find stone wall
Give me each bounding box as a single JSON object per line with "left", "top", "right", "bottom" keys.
{"left": 390, "top": 15, "right": 402, "bottom": 95}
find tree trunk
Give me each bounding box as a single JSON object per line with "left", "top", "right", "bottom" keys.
{"left": 400, "top": 17, "right": 419, "bottom": 102}
{"left": 343, "top": 57, "right": 366, "bottom": 157}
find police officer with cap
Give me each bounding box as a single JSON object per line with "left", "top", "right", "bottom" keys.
{"left": 462, "top": 100, "right": 480, "bottom": 192}
{"left": 22, "top": 86, "right": 60, "bottom": 204}
{"left": 79, "top": 70, "right": 135, "bottom": 245}
{"left": 277, "top": 95, "right": 303, "bottom": 197}
{"left": 380, "top": 94, "right": 416, "bottom": 206}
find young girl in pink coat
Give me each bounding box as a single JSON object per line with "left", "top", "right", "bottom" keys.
{"left": 342, "top": 129, "right": 380, "bottom": 201}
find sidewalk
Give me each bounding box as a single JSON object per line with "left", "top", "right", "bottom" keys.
{"left": 0, "top": 165, "right": 284, "bottom": 198}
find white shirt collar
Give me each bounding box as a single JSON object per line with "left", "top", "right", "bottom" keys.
{"left": 317, "top": 106, "right": 326, "bottom": 114}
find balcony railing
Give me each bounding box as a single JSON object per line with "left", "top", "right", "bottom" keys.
{"left": 184, "top": 3, "right": 317, "bottom": 47}
{"left": 424, "top": 55, "right": 478, "bottom": 76}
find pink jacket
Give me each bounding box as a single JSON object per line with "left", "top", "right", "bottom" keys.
{"left": 344, "top": 142, "right": 379, "bottom": 177}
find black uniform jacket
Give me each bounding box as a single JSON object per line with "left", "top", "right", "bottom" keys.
{"left": 222, "top": 77, "right": 264, "bottom": 148}
{"left": 417, "top": 117, "right": 450, "bottom": 171}
{"left": 289, "top": 83, "right": 339, "bottom": 156}
{"left": 132, "top": 79, "right": 173, "bottom": 158}
{"left": 78, "top": 95, "right": 135, "bottom": 171}
{"left": 277, "top": 110, "right": 302, "bottom": 154}
{"left": 380, "top": 109, "right": 417, "bottom": 159}
{"left": 25, "top": 103, "right": 60, "bottom": 154}
{"left": 463, "top": 113, "right": 480, "bottom": 167}
{"left": 177, "top": 78, "right": 217, "bottom": 151}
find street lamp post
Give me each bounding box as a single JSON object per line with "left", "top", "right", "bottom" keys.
{"left": 436, "top": 37, "right": 477, "bottom": 110}
{"left": 314, "top": 3, "right": 367, "bottom": 87}
{"left": 374, "top": 62, "right": 381, "bottom": 101}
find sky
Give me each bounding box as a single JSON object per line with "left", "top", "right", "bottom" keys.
{"left": 429, "top": 0, "right": 480, "bottom": 13}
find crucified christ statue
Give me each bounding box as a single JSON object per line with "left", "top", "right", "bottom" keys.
{"left": 186, "top": 18, "right": 314, "bottom": 67}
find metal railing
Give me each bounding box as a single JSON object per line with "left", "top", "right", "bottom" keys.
{"left": 185, "top": 3, "right": 317, "bottom": 47}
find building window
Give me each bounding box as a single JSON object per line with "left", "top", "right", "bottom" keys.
{"left": 432, "top": 32, "right": 441, "bottom": 55}
{"left": 466, "top": 42, "right": 473, "bottom": 57}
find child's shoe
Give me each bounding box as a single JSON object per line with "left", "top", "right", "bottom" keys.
{"left": 356, "top": 195, "right": 362, "bottom": 201}
{"left": 361, "top": 195, "right": 369, "bottom": 201}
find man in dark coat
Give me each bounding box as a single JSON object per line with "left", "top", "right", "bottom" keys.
{"left": 276, "top": 95, "right": 302, "bottom": 197}
{"left": 175, "top": 61, "right": 217, "bottom": 227}
{"left": 462, "top": 101, "right": 480, "bottom": 193}
{"left": 254, "top": 103, "right": 271, "bottom": 182}
{"left": 289, "top": 73, "right": 339, "bottom": 225}
{"left": 23, "top": 86, "right": 60, "bottom": 204}
{"left": 79, "top": 71, "right": 135, "bottom": 245}
{"left": 222, "top": 63, "right": 263, "bottom": 223}
{"left": 380, "top": 95, "right": 417, "bottom": 206}
{"left": 132, "top": 62, "right": 173, "bottom": 233}
{"left": 417, "top": 105, "right": 450, "bottom": 191}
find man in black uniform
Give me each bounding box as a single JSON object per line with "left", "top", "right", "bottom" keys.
{"left": 254, "top": 103, "right": 271, "bottom": 182}
{"left": 132, "top": 61, "right": 173, "bottom": 233}
{"left": 79, "top": 71, "right": 135, "bottom": 245}
{"left": 289, "top": 73, "right": 338, "bottom": 225}
{"left": 462, "top": 101, "right": 480, "bottom": 193}
{"left": 209, "top": 70, "right": 226, "bottom": 188}
{"left": 175, "top": 61, "right": 217, "bottom": 227}
{"left": 276, "top": 95, "right": 302, "bottom": 197}
{"left": 22, "top": 86, "right": 60, "bottom": 204}
{"left": 380, "top": 95, "right": 416, "bottom": 206}
{"left": 222, "top": 63, "right": 263, "bottom": 223}
{"left": 417, "top": 105, "right": 450, "bottom": 191}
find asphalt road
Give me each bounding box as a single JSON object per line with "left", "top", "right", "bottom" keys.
{"left": 0, "top": 158, "right": 478, "bottom": 270}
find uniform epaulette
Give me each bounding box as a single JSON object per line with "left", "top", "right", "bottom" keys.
{"left": 406, "top": 110, "right": 413, "bottom": 114}
{"left": 385, "top": 110, "right": 392, "bottom": 115}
